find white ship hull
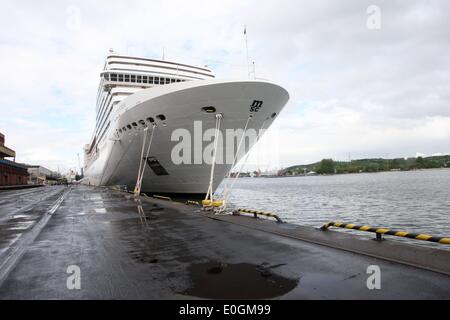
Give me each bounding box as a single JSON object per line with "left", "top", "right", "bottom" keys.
{"left": 83, "top": 79, "right": 289, "bottom": 194}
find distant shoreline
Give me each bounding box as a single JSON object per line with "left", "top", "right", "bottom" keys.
{"left": 280, "top": 155, "right": 450, "bottom": 177}
{"left": 232, "top": 167, "right": 450, "bottom": 179}
{"left": 273, "top": 166, "right": 450, "bottom": 178}
{"left": 231, "top": 156, "right": 450, "bottom": 178}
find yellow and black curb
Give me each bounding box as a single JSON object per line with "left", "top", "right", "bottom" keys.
{"left": 234, "top": 208, "right": 283, "bottom": 223}
{"left": 321, "top": 221, "right": 450, "bottom": 244}
{"left": 186, "top": 200, "right": 200, "bottom": 206}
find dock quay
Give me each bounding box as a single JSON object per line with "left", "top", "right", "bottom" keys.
{"left": 0, "top": 185, "right": 449, "bottom": 299}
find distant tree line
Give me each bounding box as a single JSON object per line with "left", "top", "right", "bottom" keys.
{"left": 282, "top": 155, "right": 450, "bottom": 176}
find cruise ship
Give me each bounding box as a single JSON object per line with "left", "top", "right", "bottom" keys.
{"left": 82, "top": 53, "right": 289, "bottom": 195}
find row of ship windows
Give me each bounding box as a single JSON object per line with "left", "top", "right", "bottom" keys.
{"left": 118, "top": 115, "right": 166, "bottom": 134}
{"left": 104, "top": 73, "right": 188, "bottom": 85}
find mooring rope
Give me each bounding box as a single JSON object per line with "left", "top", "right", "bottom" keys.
{"left": 135, "top": 127, "right": 150, "bottom": 190}
{"left": 204, "top": 113, "right": 223, "bottom": 202}
{"left": 222, "top": 115, "right": 253, "bottom": 185}
{"left": 218, "top": 115, "right": 253, "bottom": 206}
{"left": 222, "top": 118, "right": 268, "bottom": 210}
{"left": 134, "top": 124, "right": 156, "bottom": 196}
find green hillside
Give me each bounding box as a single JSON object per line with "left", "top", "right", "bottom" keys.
{"left": 282, "top": 155, "right": 450, "bottom": 175}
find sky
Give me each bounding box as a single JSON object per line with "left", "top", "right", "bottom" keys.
{"left": 0, "top": 0, "right": 449, "bottom": 173}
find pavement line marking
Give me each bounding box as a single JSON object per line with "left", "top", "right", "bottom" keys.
{"left": 0, "top": 186, "right": 71, "bottom": 288}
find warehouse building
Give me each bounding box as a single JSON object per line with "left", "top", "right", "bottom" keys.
{"left": 0, "top": 132, "right": 29, "bottom": 186}
{"left": 26, "top": 165, "right": 59, "bottom": 185}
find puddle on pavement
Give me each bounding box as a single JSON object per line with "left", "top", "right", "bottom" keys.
{"left": 128, "top": 249, "right": 159, "bottom": 263}
{"left": 183, "top": 261, "right": 298, "bottom": 299}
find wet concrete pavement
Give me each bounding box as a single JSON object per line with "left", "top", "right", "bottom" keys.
{"left": 0, "top": 186, "right": 67, "bottom": 258}
{"left": 0, "top": 185, "right": 449, "bottom": 299}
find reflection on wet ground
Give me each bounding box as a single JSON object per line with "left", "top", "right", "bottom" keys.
{"left": 183, "top": 261, "right": 298, "bottom": 299}
{"left": 0, "top": 187, "right": 47, "bottom": 206}
{"left": 0, "top": 186, "right": 67, "bottom": 256}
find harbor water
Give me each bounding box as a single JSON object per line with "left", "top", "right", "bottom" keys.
{"left": 220, "top": 168, "right": 450, "bottom": 250}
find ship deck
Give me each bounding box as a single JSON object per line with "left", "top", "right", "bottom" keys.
{"left": 0, "top": 185, "right": 449, "bottom": 299}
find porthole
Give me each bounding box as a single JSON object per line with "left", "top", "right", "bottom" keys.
{"left": 156, "top": 114, "right": 166, "bottom": 121}
{"left": 202, "top": 106, "right": 216, "bottom": 113}
{"left": 132, "top": 122, "right": 137, "bottom": 127}
{"left": 127, "top": 124, "right": 132, "bottom": 129}
{"left": 119, "top": 129, "right": 122, "bottom": 133}
{"left": 122, "top": 127, "right": 127, "bottom": 131}
{"left": 139, "top": 120, "right": 145, "bottom": 126}
{"left": 271, "top": 112, "right": 277, "bottom": 118}
{"left": 146, "top": 117, "right": 155, "bottom": 123}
